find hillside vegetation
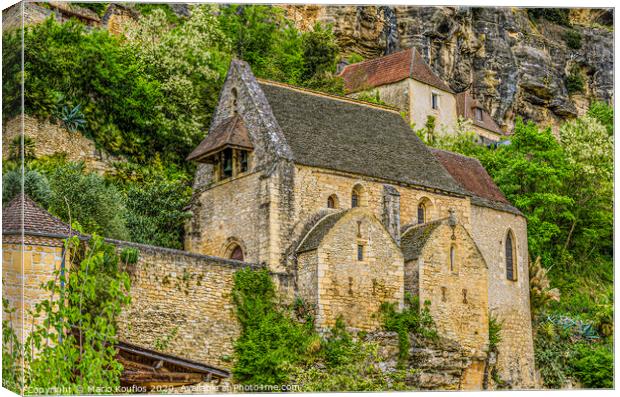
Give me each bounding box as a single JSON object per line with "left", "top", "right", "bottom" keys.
{"left": 2, "top": 4, "right": 613, "bottom": 389}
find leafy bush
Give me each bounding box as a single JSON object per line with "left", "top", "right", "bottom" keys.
{"left": 48, "top": 163, "right": 129, "bottom": 239}
{"left": 356, "top": 90, "right": 387, "bottom": 106}
{"left": 566, "top": 66, "right": 585, "bottom": 94}
{"left": 380, "top": 293, "right": 437, "bottom": 365}
{"left": 563, "top": 29, "right": 582, "bottom": 49}
{"left": 569, "top": 343, "right": 613, "bottom": 388}
{"left": 2, "top": 168, "right": 52, "bottom": 207}
{"left": 527, "top": 8, "right": 571, "bottom": 26}
{"left": 488, "top": 315, "right": 503, "bottom": 352}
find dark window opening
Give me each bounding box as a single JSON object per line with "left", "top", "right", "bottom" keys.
{"left": 230, "top": 245, "right": 244, "bottom": 261}
{"left": 221, "top": 148, "right": 233, "bottom": 179}
{"left": 417, "top": 204, "right": 426, "bottom": 224}
{"left": 506, "top": 232, "right": 515, "bottom": 280}
{"left": 327, "top": 196, "right": 335, "bottom": 208}
{"left": 239, "top": 150, "right": 248, "bottom": 173}
{"left": 431, "top": 93, "right": 439, "bottom": 110}
{"left": 450, "top": 245, "right": 455, "bottom": 272}
{"left": 351, "top": 192, "right": 359, "bottom": 208}
{"left": 357, "top": 244, "right": 364, "bottom": 261}
{"left": 475, "top": 107, "right": 484, "bottom": 121}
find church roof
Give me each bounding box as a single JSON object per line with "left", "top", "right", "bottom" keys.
{"left": 186, "top": 115, "right": 253, "bottom": 162}
{"left": 339, "top": 48, "right": 453, "bottom": 94}
{"left": 259, "top": 81, "right": 465, "bottom": 195}
{"left": 400, "top": 219, "right": 443, "bottom": 262}
{"left": 2, "top": 194, "right": 71, "bottom": 235}
{"left": 296, "top": 211, "right": 348, "bottom": 253}
{"left": 430, "top": 149, "right": 521, "bottom": 215}
{"left": 455, "top": 91, "right": 504, "bottom": 136}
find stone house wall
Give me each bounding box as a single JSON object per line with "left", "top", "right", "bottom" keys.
{"left": 2, "top": 236, "right": 64, "bottom": 342}
{"left": 470, "top": 205, "right": 536, "bottom": 387}
{"left": 115, "top": 242, "right": 261, "bottom": 369}
{"left": 297, "top": 208, "right": 404, "bottom": 330}
{"left": 2, "top": 115, "right": 115, "bottom": 173}
{"left": 416, "top": 223, "right": 489, "bottom": 357}
{"left": 409, "top": 79, "right": 458, "bottom": 135}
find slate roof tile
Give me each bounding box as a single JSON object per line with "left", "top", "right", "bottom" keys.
{"left": 186, "top": 115, "right": 253, "bottom": 162}
{"left": 455, "top": 91, "right": 504, "bottom": 136}
{"left": 2, "top": 194, "right": 71, "bottom": 235}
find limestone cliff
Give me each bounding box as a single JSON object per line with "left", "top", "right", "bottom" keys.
{"left": 283, "top": 6, "right": 613, "bottom": 132}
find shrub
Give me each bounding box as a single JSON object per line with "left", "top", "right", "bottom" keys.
{"left": 356, "top": 90, "right": 387, "bottom": 106}
{"left": 563, "top": 29, "right": 582, "bottom": 50}
{"left": 488, "top": 315, "right": 503, "bottom": 352}
{"left": 2, "top": 168, "right": 52, "bottom": 207}
{"left": 48, "top": 163, "right": 128, "bottom": 239}
{"left": 527, "top": 8, "right": 571, "bottom": 27}
{"left": 569, "top": 343, "right": 613, "bottom": 388}
{"left": 566, "top": 66, "right": 585, "bottom": 94}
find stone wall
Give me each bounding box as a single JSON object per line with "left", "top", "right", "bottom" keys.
{"left": 470, "top": 205, "right": 536, "bottom": 388}
{"left": 115, "top": 242, "right": 261, "bottom": 369}
{"left": 2, "top": 116, "right": 115, "bottom": 173}
{"left": 409, "top": 79, "right": 458, "bottom": 134}
{"left": 2, "top": 237, "right": 64, "bottom": 342}
{"left": 298, "top": 208, "right": 404, "bottom": 330}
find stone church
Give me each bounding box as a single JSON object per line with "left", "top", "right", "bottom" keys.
{"left": 184, "top": 59, "right": 536, "bottom": 387}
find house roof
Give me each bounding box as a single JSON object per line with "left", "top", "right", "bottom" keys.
{"left": 400, "top": 219, "right": 443, "bottom": 262}
{"left": 430, "top": 148, "right": 521, "bottom": 215}
{"left": 186, "top": 115, "right": 254, "bottom": 162}
{"left": 297, "top": 211, "right": 348, "bottom": 253}
{"left": 339, "top": 48, "right": 453, "bottom": 94}
{"left": 455, "top": 91, "right": 504, "bottom": 136}
{"left": 2, "top": 194, "right": 71, "bottom": 235}
{"left": 259, "top": 81, "right": 465, "bottom": 195}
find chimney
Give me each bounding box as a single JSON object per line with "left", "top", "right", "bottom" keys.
{"left": 382, "top": 184, "right": 401, "bottom": 245}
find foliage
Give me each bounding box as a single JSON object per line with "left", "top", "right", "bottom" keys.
{"left": 2, "top": 298, "right": 24, "bottom": 393}
{"left": 566, "top": 66, "right": 585, "bottom": 94}
{"left": 119, "top": 247, "right": 139, "bottom": 265}
{"left": 231, "top": 268, "right": 316, "bottom": 385}
{"left": 569, "top": 343, "right": 613, "bottom": 388}
{"left": 2, "top": 231, "right": 132, "bottom": 394}
{"left": 488, "top": 315, "right": 503, "bottom": 352}
{"left": 347, "top": 53, "right": 364, "bottom": 64}
{"left": 356, "top": 90, "right": 387, "bottom": 106}
{"left": 563, "top": 29, "right": 582, "bottom": 50}
{"left": 8, "top": 135, "right": 36, "bottom": 162}
{"left": 380, "top": 293, "right": 437, "bottom": 366}
{"left": 153, "top": 326, "right": 179, "bottom": 352}
{"left": 59, "top": 104, "right": 86, "bottom": 133}
{"left": 587, "top": 101, "right": 613, "bottom": 135}
{"left": 74, "top": 3, "right": 108, "bottom": 17}
{"left": 2, "top": 167, "right": 52, "bottom": 207}
{"left": 529, "top": 256, "right": 560, "bottom": 318}
{"left": 527, "top": 8, "right": 571, "bottom": 27}
{"left": 47, "top": 163, "right": 129, "bottom": 240}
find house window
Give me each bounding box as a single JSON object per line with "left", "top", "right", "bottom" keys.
{"left": 475, "top": 107, "right": 483, "bottom": 121}
{"left": 357, "top": 244, "right": 364, "bottom": 261}
{"left": 230, "top": 244, "right": 244, "bottom": 261}
{"left": 220, "top": 148, "right": 234, "bottom": 180}
{"left": 351, "top": 192, "right": 359, "bottom": 208}
{"left": 506, "top": 231, "right": 516, "bottom": 281}
{"left": 351, "top": 184, "right": 365, "bottom": 208}
{"left": 431, "top": 93, "right": 439, "bottom": 110}
{"left": 417, "top": 203, "right": 426, "bottom": 224}
{"left": 327, "top": 194, "right": 339, "bottom": 209}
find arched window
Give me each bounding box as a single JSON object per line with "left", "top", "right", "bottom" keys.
{"left": 351, "top": 184, "right": 365, "bottom": 208}
{"left": 506, "top": 231, "right": 516, "bottom": 280}
{"left": 230, "top": 244, "right": 244, "bottom": 261}
{"left": 327, "top": 194, "right": 339, "bottom": 209}
{"left": 417, "top": 203, "right": 426, "bottom": 224}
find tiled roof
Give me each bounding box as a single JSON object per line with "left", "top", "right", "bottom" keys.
{"left": 2, "top": 194, "right": 71, "bottom": 235}
{"left": 430, "top": 148, "right": 521, "bottom": 215}
{"left": 259, "top": 81, "right": 466, "bottom": 195}
{"left": 186, "top": 115, "right": 253, "bottom": 162}
{"left": 400, "top": 219, "right": 443, "bottom": 262}
{"left": 339, "top": 48, "right": 453, "bottom": 94}
{"left": 297, "top": 211, "right": 348, "bottom": 253}
{"left": 455, "top": 91, "right": 504, "bottom": 136}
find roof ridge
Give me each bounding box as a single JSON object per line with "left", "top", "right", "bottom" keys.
{"left": 401, "top": 217, "right": 447, "bottom": 237}
{"left": 256, "top": 78, "right": 401, "bottom": 113}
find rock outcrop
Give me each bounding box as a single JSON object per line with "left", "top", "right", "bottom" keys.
{"left": 283, "top": 5, "right": 613, "bottom": 132}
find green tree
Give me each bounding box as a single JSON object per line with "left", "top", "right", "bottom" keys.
{"left": 2, "top": 168, "right": 52, "bottom": 207}
{"left": 48, "top": 163, "right": 128, "bottom": 240}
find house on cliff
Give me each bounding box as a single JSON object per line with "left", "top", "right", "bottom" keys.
{"left": 339, "top": 48, "right": 505, "bottom": 144}
{"left": 185, "top": 59, "right": 536, "bottom": 388}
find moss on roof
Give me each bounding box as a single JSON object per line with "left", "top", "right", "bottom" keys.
{"left": 259, "top": 82, "right": 465, "bottom": 195}
{"left": 297, "top": 211, "right": 348, "bottom": 253}
{"left": 400, "top": 219, "right": 443, "bottom": 262}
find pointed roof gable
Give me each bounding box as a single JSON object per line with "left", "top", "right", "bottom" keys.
{"left": 2, "top": 194, "right": 71, "bottom": 235}
{"left": 430, "top": 148, "right": 521, "bottom": 215}
{"left": 186, "top": 115, "right": 253, "bottom": 162}
{"left": 339, "top": 48, "right": 453, "bottom": 94}
{"left": 400, "top": 219, "right": 443, "bottom": 262}
{"left": 258, "top": 80, "right": 465, "bottom": 195}
{"left": 455, "top": 91, "right": 504, "bottom": 136}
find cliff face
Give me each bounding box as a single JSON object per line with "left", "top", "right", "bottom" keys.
{"left": 283, "top": 6, "right": 613, "bottom": 132}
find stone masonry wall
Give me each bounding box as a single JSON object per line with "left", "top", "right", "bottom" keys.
{"left": 2, "top": 116, "right": 116, "bottom": 173}
{"left": 309, "top": 208, "right": 404, "bottom": 330}
{"left": 2, "top": 238, "right": 64, "bottom": 342}
{"left": 116, "top": 243, "right": 259, "bottom": 369}
{"left": 470, "top": 205, "right": 536, "bottom": 388}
